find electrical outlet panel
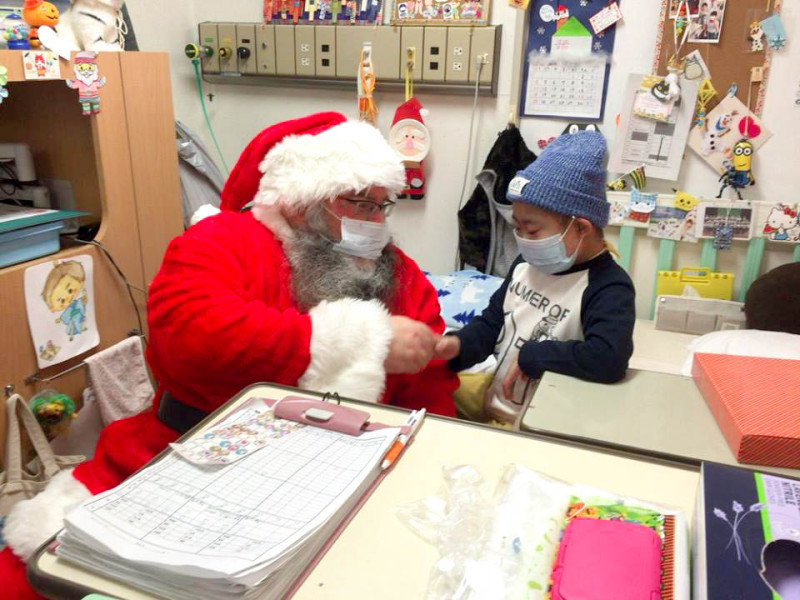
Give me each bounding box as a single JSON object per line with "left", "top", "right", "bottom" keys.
{"left": 274, "top": 26, "right": 295, "bottom": 75}
{"left": 445, "top": 27, "right": 470, "bottom": 83}
{"left": 236, "top": 24, "right": 256, "bottom": 74}
{"left": 295, "top": 26, "right": 315, "bottom": 76}
{"left": 401, "top": 27, "right": 424, "bottom": 81}
{"left": 315, "top": 26, "right": 336, "bottom": 77}
{"left": 422, "top": 27, "right": 447, "bottom": 82}
{"left": 469, "top": 26, "right": 496, "bottom": 84}
{"left": 256, "top": 24, "right": 276, "bottom": 75}
{"left": 217, "top": 23, "right": 237, "bottom": 74}
{"left": 335, "top": 26, "right": 401, "bottom": 80}
{"left": 197, "top": 23, "right": 501, "bottom": 93}
{"left": 198, "top": 23, "right": 220, "bottom": 74}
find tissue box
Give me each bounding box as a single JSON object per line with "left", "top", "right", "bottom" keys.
{"left": 694, "top": 462, "right": 800, "bottom": 600}
{"left": 692, "top": 353, "right": 800, "bottom": 469}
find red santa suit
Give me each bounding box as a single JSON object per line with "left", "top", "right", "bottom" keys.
{"left": 0, "top": 112, "right": 457, "bottom": 596}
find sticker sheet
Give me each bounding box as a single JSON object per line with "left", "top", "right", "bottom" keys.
{"left": 521, "top": 0, "right": 622, "bottom": 120}
{"left": 171, "top": 397, "right": 305, "bottom": 466}
{"left": 24, "top": 255, "right": 100, "bottom": 369}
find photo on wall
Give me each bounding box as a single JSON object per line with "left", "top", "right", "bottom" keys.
{"left": 687, "top": 0, "right": 727, "bottom": 43}
{"left": 695, "top": 202, "right": 754, "bottom": 241}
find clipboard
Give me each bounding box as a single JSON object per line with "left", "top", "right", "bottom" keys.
{"left": 26, "top": 383, "right": 420, "bottom": 600}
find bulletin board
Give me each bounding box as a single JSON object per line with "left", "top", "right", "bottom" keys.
{"left": 521, "top": 0, "right": 622, "bottom": 121}
{"left": 652, "top": 0, "right": 784, "bottom": 117}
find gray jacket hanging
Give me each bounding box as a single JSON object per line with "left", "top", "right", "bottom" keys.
{"left": 176, "top": 121, "right": 225, "bottom": 228}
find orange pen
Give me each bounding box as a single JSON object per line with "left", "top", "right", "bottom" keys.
{"left": 381, "top": 409, "right": 426, "bottom": 470}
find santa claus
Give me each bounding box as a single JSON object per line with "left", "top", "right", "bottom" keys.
{"left": 0, "top": 112, "right": 457, "bottom": 598}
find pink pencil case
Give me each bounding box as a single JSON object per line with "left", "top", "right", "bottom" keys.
{"left": 550, "top": 518, "right": 662, "bottom": 600}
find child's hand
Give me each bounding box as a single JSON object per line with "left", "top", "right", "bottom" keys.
{"left": 433, "top": 335, "right": 460, "bottom": 361}
{"left": 502, "top": 360, "right": 527, "bottom": 400}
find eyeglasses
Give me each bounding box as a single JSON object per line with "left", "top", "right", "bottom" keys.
{"left": 337, "top": 196, "right": 397, "bottom": 218}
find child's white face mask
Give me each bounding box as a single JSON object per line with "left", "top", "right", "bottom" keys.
{"left": 514, "top": 217, "right": 582, "bottom": 274}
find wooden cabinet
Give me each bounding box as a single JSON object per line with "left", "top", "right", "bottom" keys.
{"left": 0, "top": 51, "right": 183, "bottom": 459}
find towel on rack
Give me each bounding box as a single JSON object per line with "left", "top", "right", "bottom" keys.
{"left": 84, "top": 337, "right": 154, "bottom": 426}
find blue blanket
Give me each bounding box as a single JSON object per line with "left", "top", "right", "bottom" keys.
{"left": 425, "top": 270, "right": 504, "bottom": 329}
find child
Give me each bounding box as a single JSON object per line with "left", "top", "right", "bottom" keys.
{"left": 435, "top": 131, "right": 636, "bottom": 425}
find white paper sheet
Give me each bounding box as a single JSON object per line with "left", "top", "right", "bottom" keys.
{"left": 64, "top": 424, "right": 399, "bottom": 578}
{"left": 24, "top": 254, "right": 100, "bottom": 369}
{"left": 610, "top": 73, "right": 699, "bottom": 181}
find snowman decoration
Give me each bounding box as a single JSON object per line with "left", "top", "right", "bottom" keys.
{"left": 389, "top": 97, "right": 431, "bottom": 200}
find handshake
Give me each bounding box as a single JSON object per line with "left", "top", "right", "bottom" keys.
{"left": 385, "top": 316, "right": 461, "bottom": 374}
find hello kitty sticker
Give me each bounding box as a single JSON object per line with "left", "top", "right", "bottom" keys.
{"left": 24, "top": 254, "right": 100, "bottom": 369}
{"left": 762, "top": 203, "right": 800, "bottom": 243}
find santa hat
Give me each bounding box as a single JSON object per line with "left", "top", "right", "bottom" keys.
{"left": 192, "top": 112, "right": 405, "bottom": 229}
{"left": 23, "top": 0, "right": 43, "bottom": 9}
{"left": 73, "top": 51, "right": 97, "bottom": 64}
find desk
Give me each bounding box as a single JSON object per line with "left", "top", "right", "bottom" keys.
{"left": 30, "top": 384, "right": 700, "bottom": 600}
{"left": 629, "top": 319, "right": 698, "bottom": 375}
{"left": 522, "top": 370, "right": 800, "bottom": 478}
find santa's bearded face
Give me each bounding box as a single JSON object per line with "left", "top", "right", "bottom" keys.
{"left": 284, "top": 203, "right": 397, "bottom": 312}
{"left": 393, "top": 124, "right": 427, "bottom": 159}
{"left": 73, "top": 62, "right": 99, "bottom": 86}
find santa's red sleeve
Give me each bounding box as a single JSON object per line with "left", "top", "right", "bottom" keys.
{"left": 147, "top": 212, "right": 396, "bottom": 409}
{"left": 385, "top": 257, "right": 458, "bottom": 417}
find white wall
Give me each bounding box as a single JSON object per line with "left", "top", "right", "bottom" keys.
{"left": 127, "top": 0, "right": 799, "bottom": 317}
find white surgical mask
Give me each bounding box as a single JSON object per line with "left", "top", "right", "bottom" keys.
{"left": 514, "top": 218, "right": 582, "bottom": 274}
{"left": 332, "top": 216, "right": 391, "bottom": 260}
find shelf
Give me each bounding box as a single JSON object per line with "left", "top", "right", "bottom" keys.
{"left": 202, "top": 73, "right": 498, "bottom": 97}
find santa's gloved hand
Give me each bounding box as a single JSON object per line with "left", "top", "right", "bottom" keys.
{"left": 385, "top": 316, "right": 438, "bottom": 374}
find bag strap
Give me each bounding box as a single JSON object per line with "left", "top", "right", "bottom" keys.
{"left": 3, "top": 395, "right": 24, "bottom": 481}
{"left": 13, "top": 394, "right": 61, "bottom": 479}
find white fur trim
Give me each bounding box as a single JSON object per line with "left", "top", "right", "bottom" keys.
{"left": 190, "top": 203, "right": 222, "bottom": 226}
{"left": 4, "top": 470, "right": 91, "bottom": 560}
{"left": 251, "top": 204, "right": 295, "bottom": 242}
{"left": 299, "top": 299, "right": 393, "bottom": 403}
{"left": 255, "top": 121, "right": 406, "bottom": 212}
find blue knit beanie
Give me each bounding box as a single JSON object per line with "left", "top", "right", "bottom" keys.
{"left": 507, "top": 131, "right": 609, "bottom": 227}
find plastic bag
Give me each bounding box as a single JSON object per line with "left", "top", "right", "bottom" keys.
{"left": 395, "top": 464, "right": 572, "bottom": 600}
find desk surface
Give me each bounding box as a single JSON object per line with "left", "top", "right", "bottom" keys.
{"left": 522, "top": 369, "right": 800, "bottom": 478}
{"left": 32, "top": 384, "right": 700, "bottom": 600}
{"left": 629, "top": 319, "right": 697, "bottom": 375}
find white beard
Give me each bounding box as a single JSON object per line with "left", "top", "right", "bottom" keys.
{"left": 74, "top": 70, "right": 98, "bottom": 86}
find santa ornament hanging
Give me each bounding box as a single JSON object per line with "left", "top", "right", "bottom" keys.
{"left": 66, "top": 51, "right": 105, "bottom": 116}
{"left": 389, "top": 97, "right": 430, "bottom": 200}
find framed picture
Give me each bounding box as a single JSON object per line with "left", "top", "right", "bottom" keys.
{"left": 695, "top": 201, "right": 754, "bottom": 241}
{"left": 390, "top": 0, "right": 489, "bottom": 25}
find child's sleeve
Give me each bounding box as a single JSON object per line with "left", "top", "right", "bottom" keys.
{"left": 517, "top": 274, "right": 635, "bottom": 383}
{"left": 448, "top": 261, "right": 520, "bottom": 372}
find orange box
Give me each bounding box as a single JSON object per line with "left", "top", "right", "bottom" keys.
{"left": 692, "top": 353, "right": 800, "bottom": 468}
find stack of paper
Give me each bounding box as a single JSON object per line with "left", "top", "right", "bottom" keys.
{"left": 57, "top": 400, "right": 399, "bottom": 600}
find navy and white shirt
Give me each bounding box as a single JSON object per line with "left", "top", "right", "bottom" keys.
{"left": 449, "top": 251, "right": 635, "bottom": 421}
